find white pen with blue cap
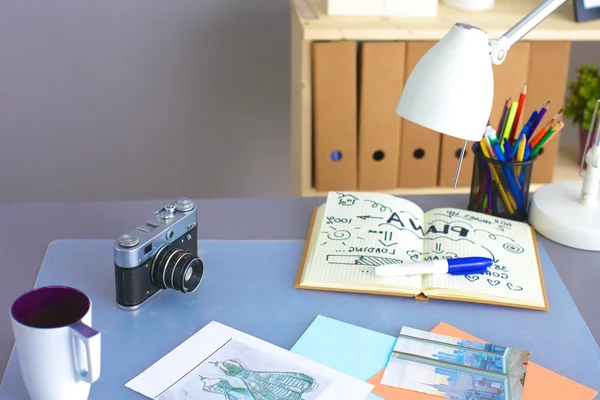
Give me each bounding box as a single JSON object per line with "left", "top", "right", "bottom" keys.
{"left": 373, "top": 256, "right": 493, "bottom": 277}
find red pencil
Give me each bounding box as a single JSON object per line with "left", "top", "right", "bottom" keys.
{"left": 510, "top": 83, "right": 527, "bottom": 144}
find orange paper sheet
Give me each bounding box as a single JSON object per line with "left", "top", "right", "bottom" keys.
{"left": 368, "top": 322, "right": 597, "bottom": 400}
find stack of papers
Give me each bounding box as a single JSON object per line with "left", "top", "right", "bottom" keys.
{"left": 291, "top": 316, "right": 597, "bottom": 400}
{"left": 123, "top": 316, "right": 596, "bottom": 400}
{"left": 378, "top": 326, "right": 530, "bottom": 399}
{"left": 124, "top": 321, "right": 373, "bottom": 399}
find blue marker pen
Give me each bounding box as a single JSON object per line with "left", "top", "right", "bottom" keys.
{"left": 373, "top": 257, "right": 493, "bottom": 277}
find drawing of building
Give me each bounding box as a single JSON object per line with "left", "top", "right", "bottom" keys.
{"left": 456, "top": 340, "right": 507, "bottom": 356}
{"left": 434, "top": 367, "right": 459, "bottom": 384}
{"left": 430, "top": 360, "right": 506, "bottom": 400}
{"left": 426, "top": 381, "right": 505, "bottom": 400}
{"left": 463, "top": 388, "right": 505, "bottom": 400}
{"left": 432, "top": 348, "right": 504, "bottom": 373}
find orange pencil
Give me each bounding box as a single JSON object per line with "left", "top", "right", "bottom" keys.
{"left": 531, "top": 121, "right": 564, "bottom": 158}
{"left": 510, "top": 83, "right": 527, "bottom": 143}
{"left": 529, "top": 108, "right": 563, "bottom": 148}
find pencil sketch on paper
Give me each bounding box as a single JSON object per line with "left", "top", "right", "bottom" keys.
{"left": 157, "top": 339, "right": 331, "bottom": 400}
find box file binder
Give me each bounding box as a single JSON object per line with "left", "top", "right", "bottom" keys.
{"left": 437, "top": 137, "right": 476, "bottom": 187}
{"left": 358, "top": 42, "right": 405, "bottom": 190}
{"left": 524, "top": 42, "right": 571, "bottom": 184}
{"left": 312, "top": 41, "right": 358, "bottom": 191}
{"left": 398, "top": 42, "right": 441, "bottom": 188}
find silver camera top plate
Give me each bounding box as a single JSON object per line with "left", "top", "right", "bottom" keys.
{"left": 113, "top": 198, "right": 197, "bottom": 268}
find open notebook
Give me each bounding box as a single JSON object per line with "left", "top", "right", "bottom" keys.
{"left": 295, "top": 192, "right": 548, "bottom": 310}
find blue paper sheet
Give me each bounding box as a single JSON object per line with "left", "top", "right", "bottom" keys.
{"left": 291, "top": 315, "right": 397, "bottom": 400}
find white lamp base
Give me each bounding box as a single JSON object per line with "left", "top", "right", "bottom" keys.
{"left": 528, "top": 181, "right": 600, "bottom": 251}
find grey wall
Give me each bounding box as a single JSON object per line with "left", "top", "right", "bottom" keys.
{"left": 0, "top": 0, "right": 291, "bottom": 202}
{"left": 561, "top": 41, "right": 600, "bottom": 156}
{"left": 1, "top": 1, "right": 600, "bottom": 202}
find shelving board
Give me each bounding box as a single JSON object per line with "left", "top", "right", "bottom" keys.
{"left": 294, "top": 0, "right": 600, "bottom": 41}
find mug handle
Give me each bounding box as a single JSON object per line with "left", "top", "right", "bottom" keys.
{"left": 70, "top": 321, "right": 101, "bottom": 383}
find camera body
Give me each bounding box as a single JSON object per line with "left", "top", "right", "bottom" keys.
{"left": 113, "top": 198, "right": 204, "bottom": 310}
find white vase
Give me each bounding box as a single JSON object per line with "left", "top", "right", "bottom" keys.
{"left": 442, "top": 0, "right": 495, "bottom": 11}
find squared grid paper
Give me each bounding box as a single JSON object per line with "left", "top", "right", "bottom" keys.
{"left": 421, "top": 208, "right": 544, "bottom": 307}
{"left": 303, "top": 192, "right": 545, "bottom": 307}
{"left": 304, "top": 192, "right": 425, "bottom": 290}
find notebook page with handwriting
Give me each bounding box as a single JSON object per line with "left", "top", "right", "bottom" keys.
{"left": 298, "top": 192, "right": 424, "bottom": 294}
{"left": 420, "top": 208, "right": 546, "bottom": 309}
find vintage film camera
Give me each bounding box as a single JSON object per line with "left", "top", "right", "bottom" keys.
{"left": 113, "top": 197, "right": 204, "bottom": 310}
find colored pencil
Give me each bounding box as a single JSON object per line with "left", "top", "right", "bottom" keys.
{"left": 531, "top": 121, "right": 564, "bottom": 158}
{"left": 512, "top": 138, "right": 520, "bottom": 157}
{"left": 502, "top": 101, "right": 519, "bottom": 143}
{"left": 516, "top": 134, "right": 526, "bottom": 175}
{"left": 510, "top": 83, "right": 527, "bottom": 143}
{"left": 484, "top": 136, "right": 496, "bottom": 158}
{"left": 480, "top": 142, "right": 515, "bottom": 214}
{"left": 530, "top": 101, "right": 550, "bottom": 135}
{"left": 503, "top": 138, "right": 514, "bottom": 161}
{"left": 493, "top": 142, "right": 522, "bottom": 210}
{"left": 497, "top": 99, "right": 511, "bottom": 140}
{"left": 528, "top": 106, "right": 543, "bottom": 140}
{"left": 521, "top": 107, "right": 540, "bottom": 140}
{"left": 529, "top": 108, "right": 563, "bottom": 148}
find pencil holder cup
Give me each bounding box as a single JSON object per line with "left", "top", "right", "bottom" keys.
{"left": 468, "top": 143, "right": 536, "bottom": 221}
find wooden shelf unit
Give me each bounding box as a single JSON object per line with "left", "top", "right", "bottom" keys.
{"left": 290, "top": 0, "right": 600, "bottom": 197}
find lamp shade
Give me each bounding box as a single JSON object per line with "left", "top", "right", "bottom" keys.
{"left": 397, "top": 23, "right": 494, "bottom": 142}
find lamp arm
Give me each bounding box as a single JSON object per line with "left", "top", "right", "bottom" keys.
{"left": 489, "top": 0, "right": 566, "bottom": 65}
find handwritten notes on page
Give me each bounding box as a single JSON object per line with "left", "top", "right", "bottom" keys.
{"left": 420, "top": 208, "right": 546, "bottom": 308}
{"left": 298, "top": 192, "right": 546, "bottom": 310}
{"left": 301, "top": 192, "right": 426, "bottom": 294}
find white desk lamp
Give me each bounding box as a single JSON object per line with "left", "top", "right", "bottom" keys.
{"left": 397, "top": 0, "right": 567, "bottom": 186}
{"left": 528, "top": 101, "right": 600, "bottom": 251}
{"left": 397, "top": 0, "right": 600, "bottom": 251}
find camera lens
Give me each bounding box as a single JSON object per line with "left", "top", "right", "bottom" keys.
{"left": 151, "top": 245, "right": 204, "bottom": 293}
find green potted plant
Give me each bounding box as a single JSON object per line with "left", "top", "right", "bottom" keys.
{"left": 564, "top": 63, "right": 600, "bottom": 162}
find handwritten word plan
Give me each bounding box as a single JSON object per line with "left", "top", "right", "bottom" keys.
{"left": 296, "top": 192, "right": 547, "bottom": 310}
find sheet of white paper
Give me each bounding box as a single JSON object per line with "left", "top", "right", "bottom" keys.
{"left": 125, "top": 321, "right": 374, "bottom": 400}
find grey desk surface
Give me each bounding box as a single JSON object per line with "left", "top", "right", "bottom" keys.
{"left": 1, "top": 194, "right": 599, "bottom": 380}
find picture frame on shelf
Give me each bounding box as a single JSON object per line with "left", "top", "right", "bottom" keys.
{"left": 574, "top": 0, "right": 600, "bottom": 22}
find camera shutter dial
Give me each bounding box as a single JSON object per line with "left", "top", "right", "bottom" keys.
{"left": 156, "top": 210, "right": 174, "bottom": 223}
{"left": 118, "top": 234, "right": 139, "bottom": 248}
{"left": 175, "top": 198, "right": 195, "bottom": 212}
